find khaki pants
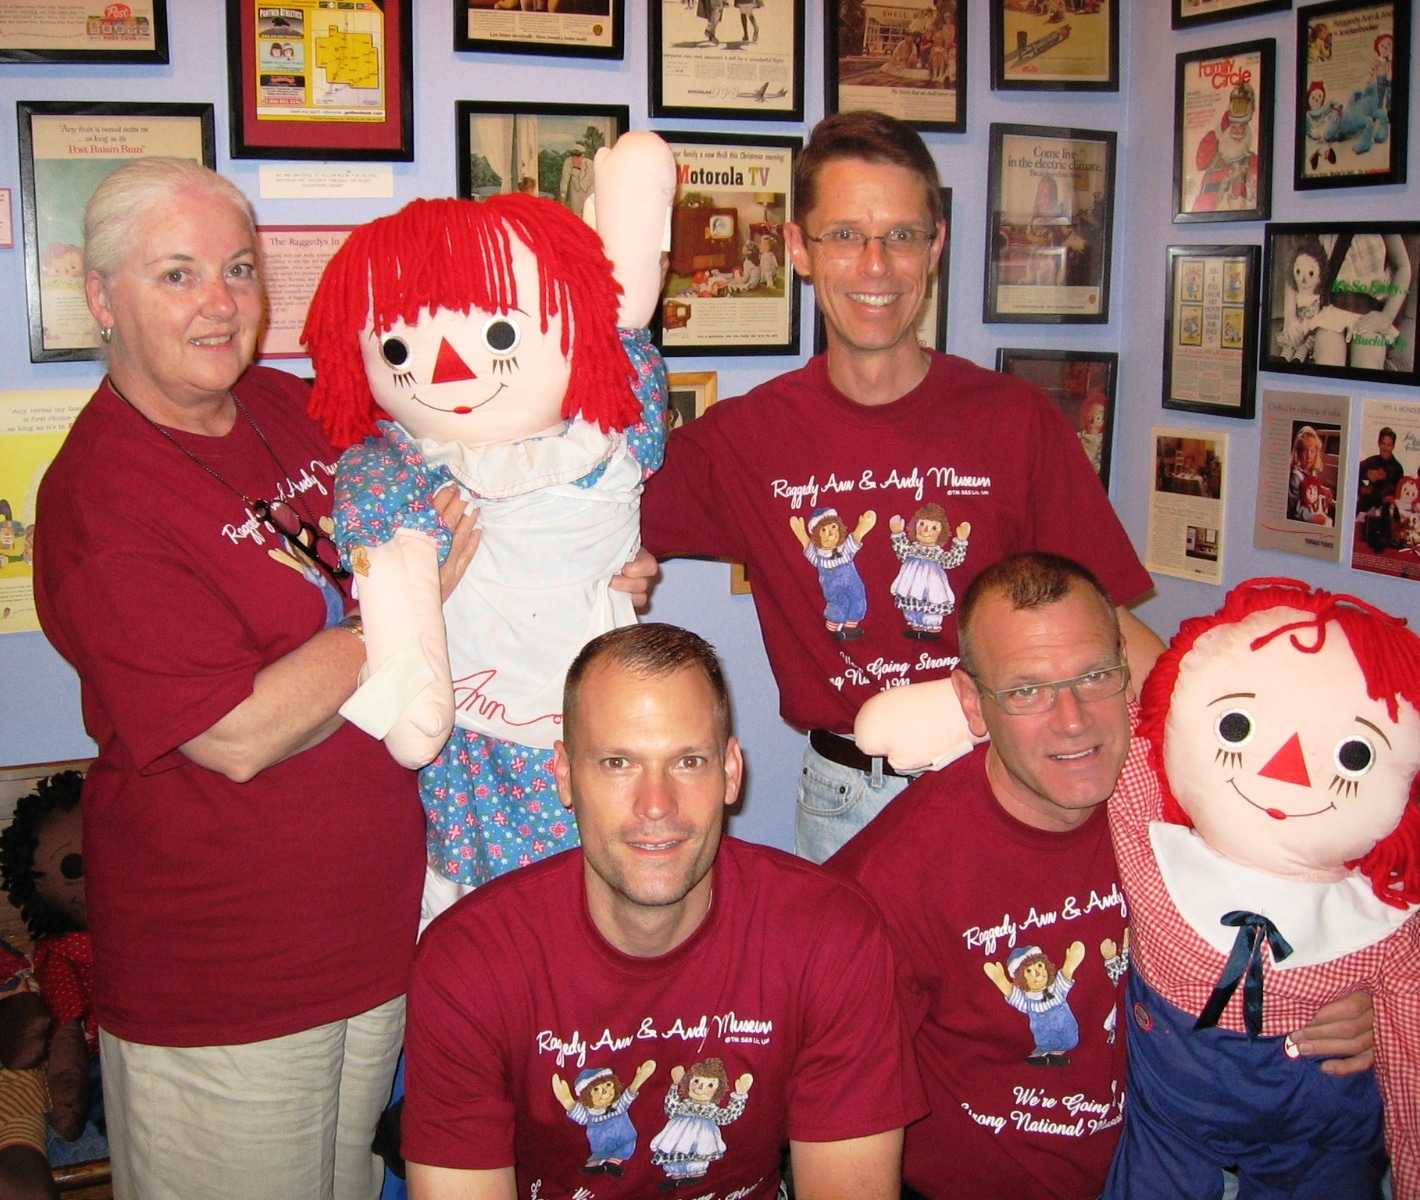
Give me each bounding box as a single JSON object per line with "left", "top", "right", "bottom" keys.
{"left": 101, "top": 995, "right": 404, "bottom": 1200}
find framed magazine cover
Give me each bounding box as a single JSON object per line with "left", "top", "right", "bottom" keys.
{"left": 983, "top": 123, "right": 1116, "bottom": 324}
{"left": 454, "top": 0, "right": 624, "bottom": 58}
{"left": 826, "top": 0, "right": 965, "bottom": 132}
{"left": 1260, "top": 221, "right": 1420, "bottom": 387}
{"left": 226, "top": 0, "right": 414, "bottom": 161}
{"left": 1173, "top": 39, "right": 1275, "bottom": 223}
{"left": 650, "top": 0, "right": 804, "bottom": 121}
{"left": 996, "top": 348, "right": 1119, "bottom": 488}
{"left": 990, "top": 0, "right": 1118, "bottom": 92}
{"left": 1163, "top": 243, "right": 1260, "bottom": 418}
{"left": 1294, "top": 0, "right": 1409, "bottom": 190}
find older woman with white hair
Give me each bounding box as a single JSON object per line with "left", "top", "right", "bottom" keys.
{"left": 33, "top": 157, "right": 474, "bottom": 1200}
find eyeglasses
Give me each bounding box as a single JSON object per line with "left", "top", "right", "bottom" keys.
{"left": 970, "top": 663, "right": 1130, "bottom": 717}
{"left": 251, "top": 499, "right": 351, "bottom": 585}
{"left": 802, "top": 227, "right": 935, "bottom": 259}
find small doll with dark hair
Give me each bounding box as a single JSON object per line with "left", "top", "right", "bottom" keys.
{"left": 0, "top": 771, "right": 96, "bottom": 1150}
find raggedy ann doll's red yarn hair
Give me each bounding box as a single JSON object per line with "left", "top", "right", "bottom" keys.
{"left": 303, "top": 193, "right": 639, "bottom": 449}
{"left": 1139, "top": 577, "right": 1420, "bottom": 908}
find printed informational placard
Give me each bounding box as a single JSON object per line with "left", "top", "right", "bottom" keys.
{"left": 1252, "top": 389, "right": 1350, "bottom": 562}
{"left": 659, "top": 135, "right": 798, "bottom": 355}
{"left": 1147, "top": 425, "right": 1228, "bottom": 584}
{"left": 1351, "top": 398, "right": 1420, "bottom": 581}
{"left": 257, "top": 226, "right": 354, "bottom": 359}
{"left": 0, "top": 390, "right": 90, "bottom": 634}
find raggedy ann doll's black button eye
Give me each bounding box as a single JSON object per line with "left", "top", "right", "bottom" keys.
{"left": 381, "top": 337, "right": 410, "bottom": 366}
{"left": 1334, "top": 736, "right": 1375, "bottom": 779}
{"left": 1214, "top": 709, "right": 1254, "bottom": 746}
{"left": 482, "top": 317, "right": 521, "bottom": 355}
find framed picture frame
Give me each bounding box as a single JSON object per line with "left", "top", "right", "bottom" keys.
{"left": 453, "top": 0, "right": 623, "bottom": 59}
{"left": 658, "top": 132, "right": 801, "bottom": 357}
{"left": 1163, "top": 244, "right": 1260, "bottom": 419}
{"left": 990, "top": 0, "right": 1118, "bottom": 92}
{"left": 1172, "top": 0, "right": 1291, "bottom": 28}
{"left": 667, "top": 370, "right": 719, "bottom": 430}
{"left": 0, "top": 2, "right": 168, "bottom": 63}
{"left": 256, "top": 226, "right": 356, "bottom": 360}
{"left": 1259, "top": 221, "right": 1420, "bottom": 387}
{"left": 225, "top": 0, "right": 414, "bottom": 161}
{"left": 650, "top": 0, "right": 804, "bottom": 122}
{"left": 983, "top": 123, "right": 1116, "bottom": 324}
{"left": 453, "top": 101, "right": 628, "bottom": 210}
{"left": 1294, "top": 0, "right": 1409, "bottom": 190}
{"left": 996, "top": 348, "right": 1119, "bottom": 488}
{"left": 1173, "top": 39, "right": 1275, "bottom": 223}
{"left": 826, "top": 0, "right": 965, "bottom": 133}
{"left": 815, "top": 185, "right": 951, "bottom": 354}
{"left": 16, "top": 101, "right": 216, "bottom": 363}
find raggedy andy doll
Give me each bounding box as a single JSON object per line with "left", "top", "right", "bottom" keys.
{"left": 303, "top": 133, "right": 676, "bottom": 920}
{"left": 853, "top": 577, "right": 1420, "bottom": 1199}
{"left": 1101, "top": 580, "right": 1420, "bottom": 1200}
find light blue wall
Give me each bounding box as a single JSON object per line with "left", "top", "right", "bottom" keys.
{"left": 0, "top": 1, "right": 1414, "bottom": 853}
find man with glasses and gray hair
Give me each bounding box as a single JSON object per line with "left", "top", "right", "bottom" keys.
{"left": 638, "top": 111, "right": 1159, "bottom": 864}
{"left": 826, "top": 551, "right": 1376, "bottom": 1200}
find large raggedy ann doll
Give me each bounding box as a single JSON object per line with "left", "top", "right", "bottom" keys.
{"left": 1103, "top": 579, "right": 1420, "bottom": 1200}
{"left": 303, "top": 133, "right": 676, "bottom": 912}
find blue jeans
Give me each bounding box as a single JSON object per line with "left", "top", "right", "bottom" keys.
{"left": 794, "top": 739, "right": 912, "bottom": 863}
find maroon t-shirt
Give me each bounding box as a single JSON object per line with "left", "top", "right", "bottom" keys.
{"left": 35, "top": 367, "right": 424, "bottom": 1046}
{"left": 828, "top": 748, "right": 1130, "bottom": 1200}
{"left": 642, "top": 352, "right": 1152, "bottom": 734}
{"left": 403, "top": 837, "right": 927, "bottom": 1196}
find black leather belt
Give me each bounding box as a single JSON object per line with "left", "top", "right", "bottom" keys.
{"left": 809, "top": 728, "right": 910, "bottom": 778}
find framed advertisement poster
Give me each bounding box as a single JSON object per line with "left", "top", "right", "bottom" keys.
{"left": 17, "top": 101, "right": 216, "bottom": 363}
{"left": 1163, "top": 244, "right": 1259, "bottom": 419}
{"left": 826, "top": 0, "right": 965, "bottom": 133}
{"left": 650, "top": 0, "right": 804, "bottom": 121}
{"left": 990, "top": 0, "right": 1118, "bottom": 92}
{"left": 1259, "top": 222, "right": 1419, "bottom": 387}
{"left": 454, "top": 101, "right": 627, "bottom": 207}
{"left": 1252, "top": 388, "right": 1349, "bottom": 562}
{"left": 1352, "top": 398, "right": 1420, "bottom": 581}
{"left": 0, "top": 2, "right": 169, "bottom": 63}
{"left": 983, "top": 123, "right": 1116, "bottom": 324}
{"left": 1294, "top": 0, "right": 1409, "bottom": 190}
{"left": 1174, "top": 39, "right": 1275, "bottom": 223}
{"left": 226, "top": 0, "right": 414, "bottom": 161}
{"left": 454, "top": 0, "right": 623, "bottom": 58}
{"left": 1173, "top": 0, "right": 1291, "bottom": 28}
{"left": 658, "top": 132, "right": 800, "bottom": 357}
{"left": 996, "top": 349, "right": 1118, "bottom": 489}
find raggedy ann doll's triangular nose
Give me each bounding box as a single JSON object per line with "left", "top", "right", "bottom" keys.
{"left": 1257, "top": 732, "right": 1312, "bottom": 788}
{"left": 432, "top": 337, "right": 477, "bottom": 384}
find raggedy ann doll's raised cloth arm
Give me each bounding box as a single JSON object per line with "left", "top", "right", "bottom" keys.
{"left": 303, "top": 133, "right": 676, "bottom": 899}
